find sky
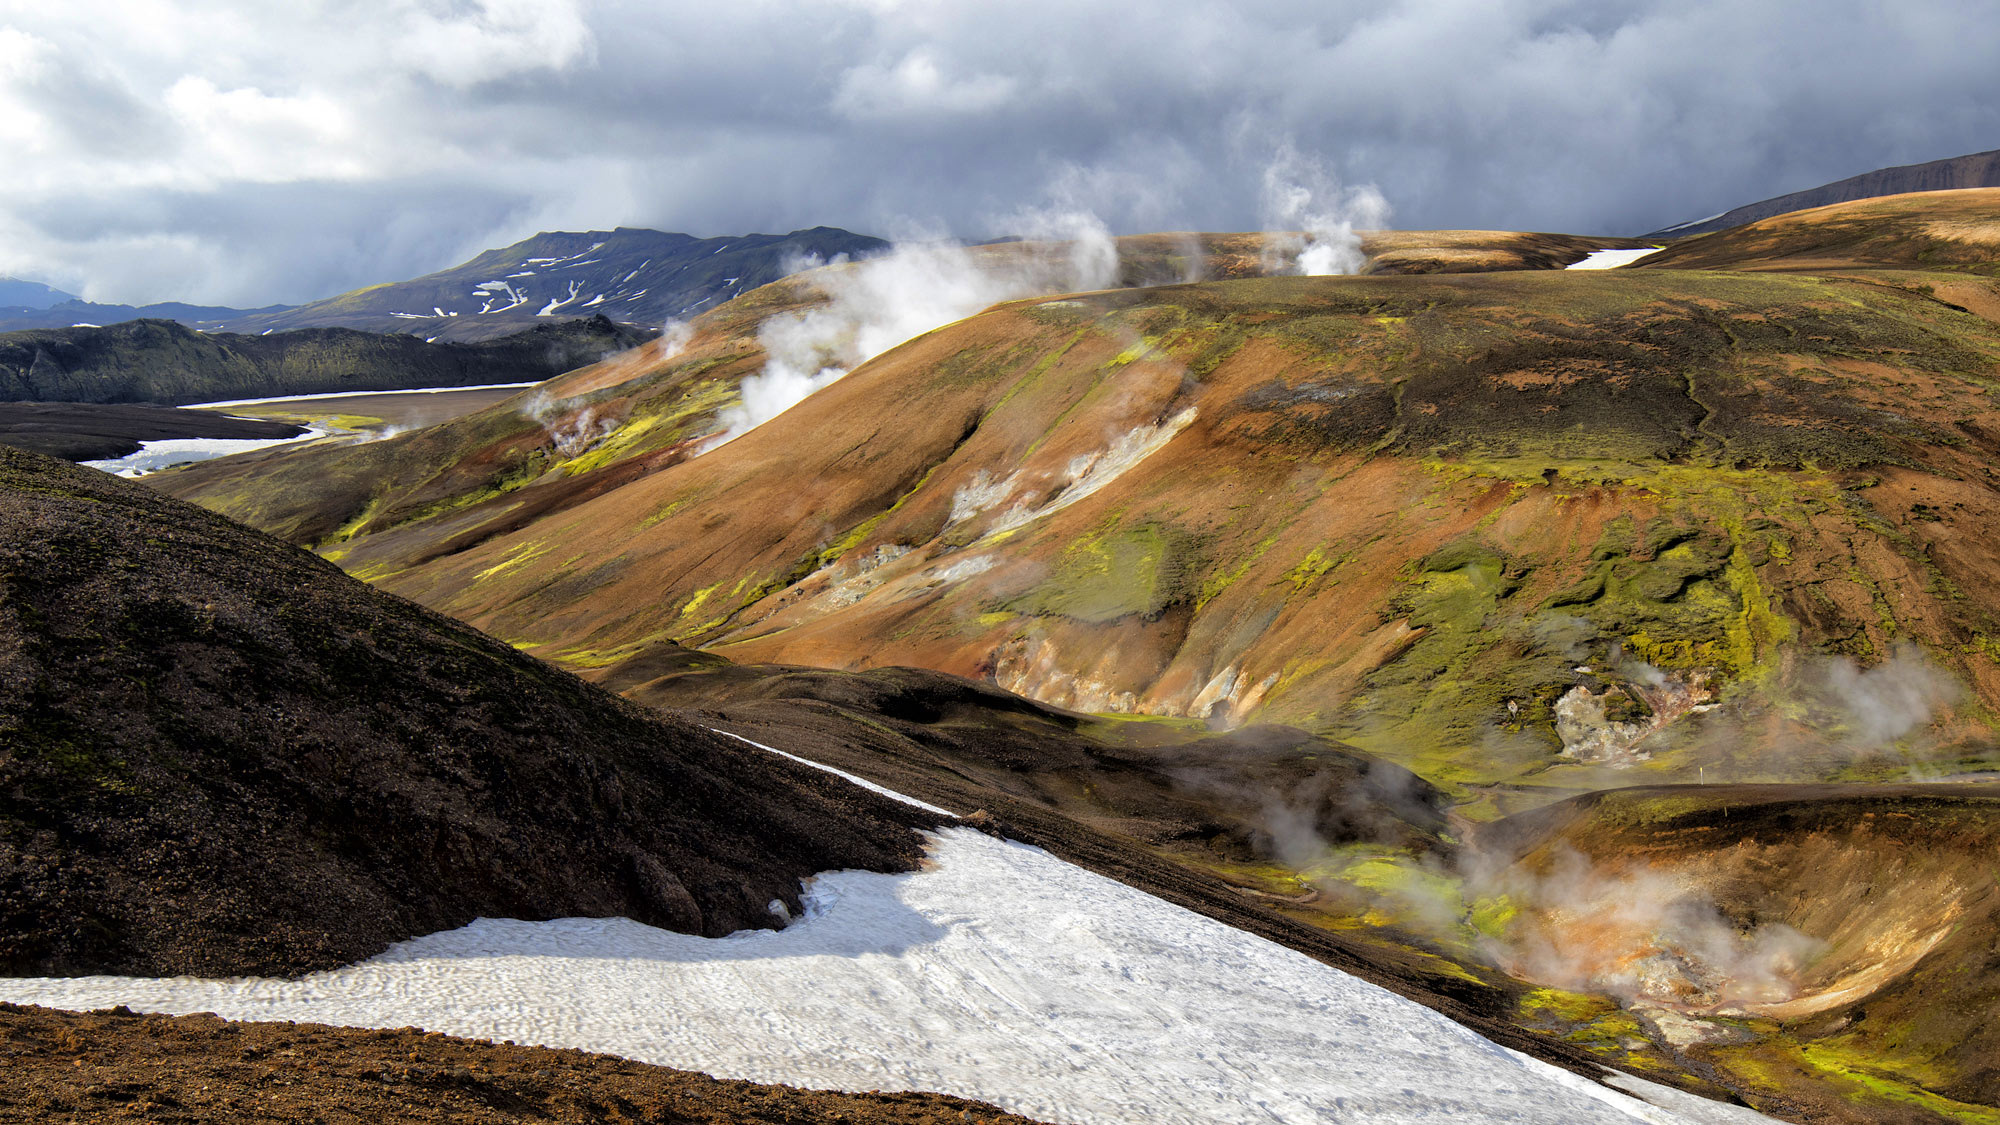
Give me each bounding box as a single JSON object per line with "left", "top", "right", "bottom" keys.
{"left": 1, "top": 0, "right": 1997, "bottom": 307}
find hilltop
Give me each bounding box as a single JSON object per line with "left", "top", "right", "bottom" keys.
{"left": 0, "top": 227, "right": 887, "bottom": 344}
{"left": 1653, "top": 148, "right": 2000, "bottom": 237}
{"left": 1638, "top": 187, "right": 2000, "bottom": 277}
{"left": 0, "top": 278, "right": 77, "bottom": 310}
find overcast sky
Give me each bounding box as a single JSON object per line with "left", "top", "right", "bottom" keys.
{"left": 2, "top": 0, "right": 1996, "bottom": 306}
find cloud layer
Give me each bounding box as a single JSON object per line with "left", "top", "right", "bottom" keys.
{"left": 4, "top": 0, "right": 1998, "bottom": 305}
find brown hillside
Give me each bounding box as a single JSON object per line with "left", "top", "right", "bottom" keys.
{"left": 1652, "top": 149, "right": 2000, "bottom": 237}
{"left": 1639, "top": 188, "right": 2000, "bottom": 274}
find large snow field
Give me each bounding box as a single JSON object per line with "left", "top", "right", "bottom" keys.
{"left": 0, "top": 829, "right": 1772, "bottom": 1125}
{"left": 1567, "top": 247, "right": 1664, "bottom": 269}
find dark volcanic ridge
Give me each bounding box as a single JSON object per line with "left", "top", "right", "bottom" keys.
{"left": 0, "top": 446, "right": 943, "bottom": 978}
{"left": 0, "top": 315, "right": 651, "bottom": 407}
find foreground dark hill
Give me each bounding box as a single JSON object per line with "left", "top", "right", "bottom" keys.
{"left": 0, "top": 446, "right": 939, "bottom": 977}
{"left": 0, "top": 315, "right": 649, "bottom": 406}
{"left": 213, "top": 226, "right": 891, "bottom": 342}
{"left": 1652, "top": 148, "right": 2000, "bottom": 237}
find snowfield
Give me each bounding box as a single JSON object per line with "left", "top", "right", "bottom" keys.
{"left": 1567, "top": 247, "right": 1664, "bottom": 269}
{"left": 0, "top": 751, "right": 1771, "bottom": 1125}
{"left": 81, "top": 430, "right": 326, "bottom": 477}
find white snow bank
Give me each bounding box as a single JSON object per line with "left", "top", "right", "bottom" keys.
{"left": 1567, "top": 247, "right": 1663, "bottom": 270}
{"left": 188, "top": 382, "right": 539, "bottom": 409}
{"left": 0, "top": 827, "right": 1766, "bottom": 1125}
{"left": 81, "top": 429, "right": 327, "bottom": 477}
{"left": 708, "top": 728, "right": 957, "bottom": 817}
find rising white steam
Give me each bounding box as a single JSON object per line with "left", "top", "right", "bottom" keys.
{"left": 1260, "top": 143, "right": 1390, "bottom": 276}
{"left": 1476, "top": 845, "right": 1826, "bottom": 1013}
{"left": 655, "top": 317, "right": 694, "bottom": 358}
{"left": 1805, "top": 643, "right": 1960, "bottom": 749}
{"left": 518, "top": 318, "right": 694, "bottom": 457}
{"left": 704, "top": 210, "right": 1119, "bottom": 449}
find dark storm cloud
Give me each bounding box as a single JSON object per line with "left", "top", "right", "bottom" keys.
{"left": 2, "top": 0, "right": 1996, "bottom": 305}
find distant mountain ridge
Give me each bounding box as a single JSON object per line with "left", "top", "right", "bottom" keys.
{"left": 215, "top": 225, "right": 888, "bottom": 342}
{"left": 0, "top": 277, "right": 78, "bottom": 309}
{"left": 0, "top": 297, "right": 296, "bottom": 334}
{"left": 1651, "top": 147, "right": 2000, "bottom": 237}
{"left": 0, "top": 315, "right": 650, "bottom": 405}
{"left": 0, "top": 226, "right": 888, "bottom": 343}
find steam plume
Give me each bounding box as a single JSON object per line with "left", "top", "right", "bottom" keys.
{"left": 704, "top": 209, "right": 1119, "bottom": 449}
{"left": 1260, "top": 143, "right": 1390, "bottom": 276}
{"left": 517, "top": 318, "right": 693, "bottom": 457}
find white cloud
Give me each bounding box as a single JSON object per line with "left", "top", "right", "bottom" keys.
{"left": 2, "top": 1, "right": 1999, "bottom": 305}
{"left": 162, "top": 77, "right": 371, "bottom": 185}
{"left": 834, "top": 49, "right": 1019, "bottom": 119}
{"left": 392, "top": 0, "right": 598, "bottom": 88}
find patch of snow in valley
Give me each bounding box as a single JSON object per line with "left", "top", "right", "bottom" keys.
{"left": 0, "top": 736, "right": 1768, "bottom": 1125}
{"left": 475, "top": 280, "right": 528, "bottom": 314}
{"left": 1567, "top": 247, "right": 1663, "bottom": 269}
{"left": 525, "top": 242, "right": 606, "bottom": 268}
{"left": 82, "top": 429, "right": 328, "bottom": 477}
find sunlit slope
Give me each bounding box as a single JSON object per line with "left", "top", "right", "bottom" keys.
{"left": 161, "top": 268, "right": 1998, "bottom": 785}
{"left": 152, "top": 229, "right": 1638, "bottom": 550}
{"left": 1640, "top": 188, "right": 2000, "bottom": 275}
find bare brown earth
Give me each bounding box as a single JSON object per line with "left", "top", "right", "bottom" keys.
{"left": 164, "top": 263, "right": 2000, "bottom": 807}
{"left": 0, "top": 1003, "right": 1045, "bottom": 1124}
